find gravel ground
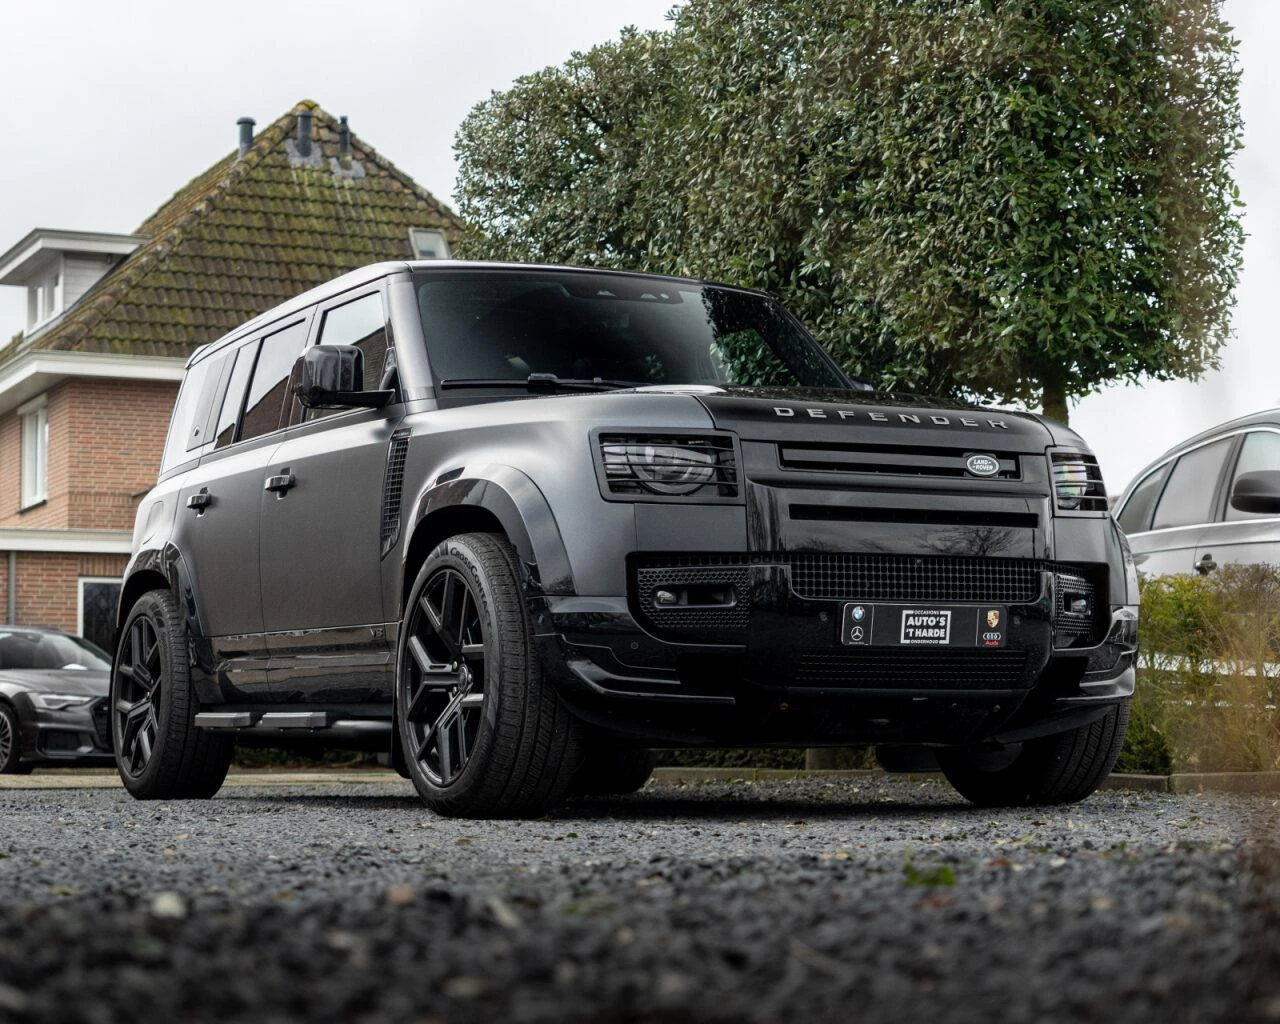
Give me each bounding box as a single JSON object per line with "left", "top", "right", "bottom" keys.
{"left": 0, "top": 776, "right": 1277, "bottom": 1024}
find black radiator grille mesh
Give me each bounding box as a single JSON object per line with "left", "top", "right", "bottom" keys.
{"left": 786, "top": 554, "right": 1042, "bottom": 603}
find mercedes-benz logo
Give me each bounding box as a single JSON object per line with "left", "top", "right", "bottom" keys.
{"left": 851, "top": 626, "right": 864, "bottom": 641}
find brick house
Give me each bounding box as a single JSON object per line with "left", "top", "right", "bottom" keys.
{"left": 0, "top": 101, "right": 462, "bottom": 650}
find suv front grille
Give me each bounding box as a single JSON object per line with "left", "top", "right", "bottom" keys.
{"left": 630, "top": 554, "right": 1105, "bottom": 644}
{"left": 779, "top": 442, "right": 1021, "bottom": 480}
{"left": 787, "top": 554, "right": 1041, "bottom": 603}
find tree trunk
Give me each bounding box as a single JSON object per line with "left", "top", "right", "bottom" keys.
{"left": 1040, "top": 373, "right": 1069, "bottom": 426}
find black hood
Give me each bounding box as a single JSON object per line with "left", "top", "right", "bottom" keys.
{"left": 690, "top": 386, "right": 1054, "bottom": 453}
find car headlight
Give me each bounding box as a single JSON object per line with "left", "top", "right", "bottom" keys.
{"left": 597, "top": 433, "right": 739, "bottom": 501}
{"left": 1049, "top": 450, "right": 1108, "bottom": 512}
{"left": 30, "top": 694, "right": 94, "bottom": 711}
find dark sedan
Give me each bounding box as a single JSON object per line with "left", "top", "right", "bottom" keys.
{"left": 0, "top": 627, "right": 112, "bottom": 773}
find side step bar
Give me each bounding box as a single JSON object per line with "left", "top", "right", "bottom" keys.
{"left": 194, "top": 711, "right": 392, "bottom": 744}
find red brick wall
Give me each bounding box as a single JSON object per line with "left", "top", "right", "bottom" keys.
{"left": 1, "top": 552, "right": 128, "bottom": 633}
{"left": 0, "top": 377, "right": 177, "bottom": 529}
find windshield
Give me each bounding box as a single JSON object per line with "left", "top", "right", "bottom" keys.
{"left": 413, "top": 270, "right": 850, "bottom": 389}
{"left": 0, "top": 631, "right": 110, "bottom": 671}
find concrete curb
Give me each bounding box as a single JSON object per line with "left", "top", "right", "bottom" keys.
{"left": 2, "top": 767, "right": 1278, "bottom": 796}
{"left": 0, "top": 769, "right": 406, "bottom": 791}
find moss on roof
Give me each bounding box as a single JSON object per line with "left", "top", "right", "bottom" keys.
{"left": 1, "top": 100, "right": 462, "bottom": 364}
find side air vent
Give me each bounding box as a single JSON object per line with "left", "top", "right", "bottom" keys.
{"left": 380, "top": 433, "right": 410, "bottom": 556}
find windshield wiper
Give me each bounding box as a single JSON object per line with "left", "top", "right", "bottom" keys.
{"left": 438, "top": 374, "right": 641, "bottom": 393}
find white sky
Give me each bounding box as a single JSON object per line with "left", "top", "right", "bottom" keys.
{"left": 0, "top": 0, "right": 1271, "bottom": 495}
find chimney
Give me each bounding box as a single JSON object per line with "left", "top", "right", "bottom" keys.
{"left": 237, "top": 117, "right": 255, "bottom": 157}
{"left": 297, "top": 110, "right": 313, "bottom": 157}
{"left": 339, "top": 116, "right": 350, "bottom": 159}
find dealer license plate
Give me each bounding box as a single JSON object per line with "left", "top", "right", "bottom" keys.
{"left": 839, "top": 603, "right": 1008, "bottom": 648}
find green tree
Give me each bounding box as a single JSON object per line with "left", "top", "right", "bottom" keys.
{"left": 455, "top": 0, "right": 1243, "bottom": 423}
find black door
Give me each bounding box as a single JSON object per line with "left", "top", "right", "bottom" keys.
{"left": 259, "top": 290, "right": 401, "bottom": 703}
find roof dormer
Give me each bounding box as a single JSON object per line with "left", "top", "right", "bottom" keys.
{"left": 0, "top": 229, "right": 147, "bottom": 337}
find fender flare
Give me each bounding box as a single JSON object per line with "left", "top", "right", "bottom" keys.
{"left": 405, "top": 464, "right": 575, "bottom": 596}
{"left": 117, "top": 543, "right": 204, "bottom": 640}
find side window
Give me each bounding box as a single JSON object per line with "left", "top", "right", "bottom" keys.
{"left": 1116, "top": 465, "right": 1169, "bottom": 535}
{"left": 160, "top": 355, "right": 220, "bottom": 474}
{"left": 1151, "top": 438, "right": 1233, "bottom": 531}
{"left": 239, "top": 320, "right": 310, "bottom": 442}
{"left": 213, "top": 343, "right": 258, "bottom": 449}
{"left": 317, "top": 292, "right": 389, "bottom": 393}
{"left": 1225, "top": 430, "right": 1280, "bottom": 521}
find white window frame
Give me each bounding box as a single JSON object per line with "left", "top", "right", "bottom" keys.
{"left": 408, "top": 228, "right": 450, "bottom": 260}
{"left": 27, "top": 259, "right": 64, "bottom": 331}
{"left": 19, "top": 394, "right": 48, "bottom": 509}
{"left": 77, "top": 576, "right": 123, "bottom": 645}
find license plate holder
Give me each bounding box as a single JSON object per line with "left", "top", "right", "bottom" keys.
{"left": 839, "top": 603, "right": 1008, "bottom": 648}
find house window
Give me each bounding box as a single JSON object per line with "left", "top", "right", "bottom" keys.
{"left": 409, "top": 228, "right": 450, "bottom": 260}
{"left": 78, "top": 578, "right": 122, "bottom": 654}
{"left": 19, "top": 396, "right": 48, "bottom": 508}
{"left": 27, "top": 265, "right": 63, "bottom": 330}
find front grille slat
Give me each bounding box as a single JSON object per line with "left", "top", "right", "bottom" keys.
{"left": 794, "top": 649, "right": 1029, "bottom": 689}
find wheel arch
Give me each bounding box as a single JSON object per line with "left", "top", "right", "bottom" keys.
{"left": 400, "top": 465, "right": 574, "bottom": 616}
{"left": 115, "top": 544, "right": 200, "bottom": 646}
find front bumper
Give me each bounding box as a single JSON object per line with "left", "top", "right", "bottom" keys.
{"left": 15, "top": 695, "right": 114, "bottom": 766}
{"left": 532, "top": 557, "right": 1137, "bottom": 748}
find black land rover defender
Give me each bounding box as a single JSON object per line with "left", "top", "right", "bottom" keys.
{"left": 114, "top": 262, "right": 1138, "bottom": 816}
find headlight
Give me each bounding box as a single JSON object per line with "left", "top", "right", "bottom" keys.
{"left": 30, "top": 694, "right": 93, "bottom": 711}
{"left": 597, "top": 433, "right": 739, "bottom": 501}
{"left": 1049, "top": 450, "right": 1107, "bottom": 512}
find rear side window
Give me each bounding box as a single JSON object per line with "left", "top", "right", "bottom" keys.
{"left": 239, "top": 320, "right": 310, "bottom": 442}
{"left": 213, "top": 343, "right": 257, "bottom": 449}
{"left": 1116, "top": 465, "right": 1169, "bottom": 534}
{"left": 160, "top": 355, "right": 220, "bottom": 474}
{"left": 1151, "top": 438, "right": 1233, "bottom": 530}
{"left": 1225, "top": 430, "right": 1280, "bottom": 521}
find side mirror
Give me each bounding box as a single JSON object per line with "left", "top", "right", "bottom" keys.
{"left": 293, "top": 345, "right": 394, "bottom": 409}
{"left": 1229, "top": 471, "right": 1280, "bottom": 515}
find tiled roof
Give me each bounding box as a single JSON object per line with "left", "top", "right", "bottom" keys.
{"left": 1, "top": 100, "right": 462, "bottom": 364}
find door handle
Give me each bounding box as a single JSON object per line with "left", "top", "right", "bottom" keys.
{"left": 186, "top": 489, "right": 212, "bottom": 513}
{"left": 1196, "top": 553, "right": 1217, "bottom": 575}
{"left": 264, "top": 473, "right": 296, "bottom": 495}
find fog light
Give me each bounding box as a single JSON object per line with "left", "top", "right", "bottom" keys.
{"left": 654, "top": 590, "right": 679, "bottom": 606}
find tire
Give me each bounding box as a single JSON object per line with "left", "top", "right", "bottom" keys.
{"left": 939, "top": 700, "right": 1131, "bottom": 807}
{"left": 0, "top": 702, "right": 31, "bottom": 774}
{"left": 396, "top": 533, "right": 583, "bottom": 818}
{"left": 112, "top": 589, "right": 233, "bottom": 800}
{"left": 571, "top": 744, "right": 656, "bottom": 796}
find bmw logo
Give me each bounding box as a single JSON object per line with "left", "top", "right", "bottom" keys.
{"left": 965, "top": 453, "right": 1000, "bottom": 478}
{"left": 851, "top": 605, "right": 866, "bottom": 621}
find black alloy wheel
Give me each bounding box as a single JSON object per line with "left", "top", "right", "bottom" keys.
{"left": 401, "top": 567, "right": 488, "bottom": 786}
{"left": 396, "top": 532, "right": 582, "bottom": 818}
{"left": 114, "top": 615, "right": 162, "bottom": 778}
{"left": 0, "top": 703, "right": 29, "bottom": 774}
{"left": 111, "top": 589, "right": 233, "bottom": 800}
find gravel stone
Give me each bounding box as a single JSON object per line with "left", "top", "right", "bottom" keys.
{"left": 0, "top": 776, "right": 1276, "bottom": 1023}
